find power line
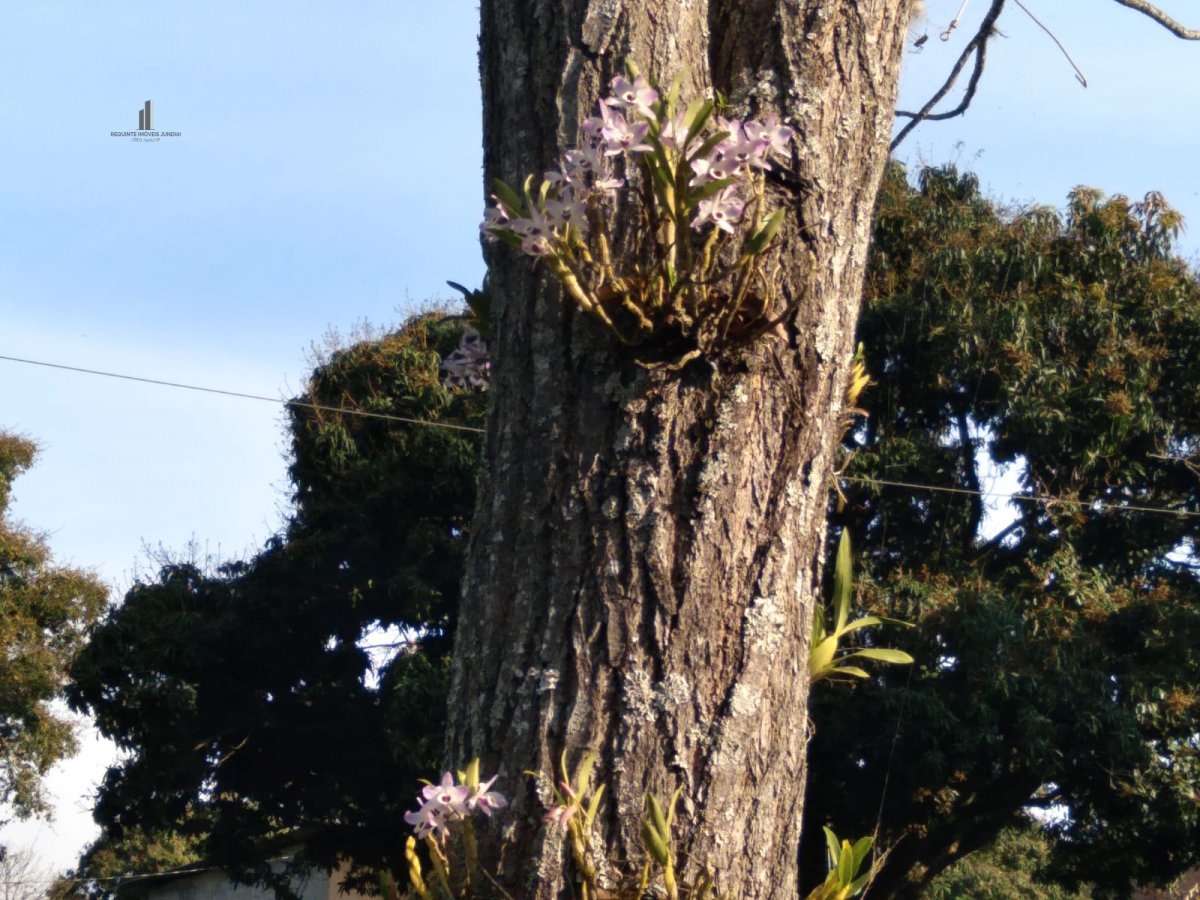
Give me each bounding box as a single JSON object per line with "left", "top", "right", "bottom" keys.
{"left": 5, "top": 354, "right": 1197, "bottom": 521}
{"left": 844, "top": 475, "right": 1200, "bottom": 520}
{"left": 0, "top": 870, "right": 215, "bottom": 888}
{"left": 0, "top": 854, "right": 293, "bottom": 887}
{"left": 0, "top": 354, "right": 485, "bottom": 435}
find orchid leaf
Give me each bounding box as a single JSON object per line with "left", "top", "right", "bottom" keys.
{"left": 492, "top": 178, "right": 525, "bottom": 216}
{"left": 745, "top": 208, "right": 787, "bottom": 256}
{"left": 682, "top": 98, "right": 716, "bottom": 148}
{"left": 686, "top": 129, "right": 731, "bottom": 164}
{"left": 846, "top": 648, "right": 915, "bottom": 665}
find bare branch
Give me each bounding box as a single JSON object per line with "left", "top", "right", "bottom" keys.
{"left": 892, "top": 0, "right": 1007, "bottom": 150}
{"left": 1112, "top": 0, "right": 1200, "bottom": 39}
{"left": 892, "top": 0, "right": 1199, "bottom": 151}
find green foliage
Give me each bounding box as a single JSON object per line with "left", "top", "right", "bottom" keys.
{"left": 639, "top": 787, "right": 684, "bottom": 899}
{"left": 51, "top": 825, "right": 206, "bottom": 900}
{"left": 810, "top": 529, "right": 913, "bottom": 682}
{"left": 0, "top": 432, "right": 107, "bottom": 822}
{"left": 802, "top": 164, "right": 1200, "bottom": 898}
{"left": 445, "top": 277, "right": 491, "bottom": 339}
{"left": 805, "top": 828, "right": 875, "bottom": 900}
{"left": 66, "top": 313, "right": 485, "bottom": 890}
{"left": 924, "top": 821, "right": 1094, "bottom": 899}
{"left": 532, "top": 751, "right": 608, "bottom": 897}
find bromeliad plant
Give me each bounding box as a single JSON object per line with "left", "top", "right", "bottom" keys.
{"left": 482, "top": 66, "right": 796, "bottom": 362}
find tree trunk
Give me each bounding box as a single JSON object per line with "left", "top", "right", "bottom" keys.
{"left": 448, "top": 2, "right": 914, "bottom": 896}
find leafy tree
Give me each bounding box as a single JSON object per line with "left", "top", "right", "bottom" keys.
{"left": 49, "top": 826, "right": 205, "bottom": 900}
{"left": 924, "top": 821, "right": 1093, "bottom": 899}
{"left": 801, "top": 164, "right": 1200, "bottom": 899}
{"left": 0, "top": 432, "right": 107, "bottom": 829}
{"left": 65, "top": 2, "right": 1200, "bottom": 894}
{"left": 65, "top": 315, "right": 485, "bottom": 889}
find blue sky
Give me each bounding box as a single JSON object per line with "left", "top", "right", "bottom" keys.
{"left": 2, "top": 0, "right": 1199, "bottom": 876}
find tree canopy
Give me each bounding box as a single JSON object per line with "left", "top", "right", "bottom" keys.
{"left": 923, "top": 820, "right": 1095, "bottom": 899}
{"left": 65, "top": 315, "right": 485, "bottom": 889}
{"left": 802, "top": 164, "right": 1200, "bottom": 898}
{"left": 49, "top": 826, "right": 205, "bottom": 900}
{"left": 0, "top": 432, "right": 106, "bottom": 830}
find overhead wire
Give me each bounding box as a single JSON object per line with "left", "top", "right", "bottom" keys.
{"left": 0, "top": 353, "right": 485, "bottom": 435}
{"left": 0, "top": 854, "right": 296, "bottom": 887}
{"left": 844, "top": 475, "right": 1200, "bottom": 520}
{"left": 4, "top": 353, "right": 1198, "bottom": 519}
{"left": 0, "top": 870, "right": 216, "bottom": 887}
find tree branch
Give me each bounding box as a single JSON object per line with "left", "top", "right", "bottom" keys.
{"left": 892, "top": 0, "right": 1198, "bottom": 151}
{"left": 891, "top": 0, "right": 1007, "bottom": 151}
{"left": 955, "top": 408, "right": 985, "bottom": 553}
{"left": 977, "top": 517, "right": 1024, "bottom": 557}
{"left": 1112, "top": 0, "right": 1200, "bottom": 39}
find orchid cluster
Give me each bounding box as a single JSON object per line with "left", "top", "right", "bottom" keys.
{"left": 482, "top": 67, "right": 796, "bottom": 359}
{"left": 401, "top": 762, "right": 507, "bottom": 900}
{"left": 404, "top": 768, "right": 507, "bottom": 839}
{"left": 399, "top": 755, "right": 730, "bottom": 900}
{"left": 440, "top": 329, "right": 490, "bottom": 391}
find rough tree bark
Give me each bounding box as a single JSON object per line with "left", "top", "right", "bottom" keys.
{"left": 447, "top": 2, "right": 915, "bottom": 897}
